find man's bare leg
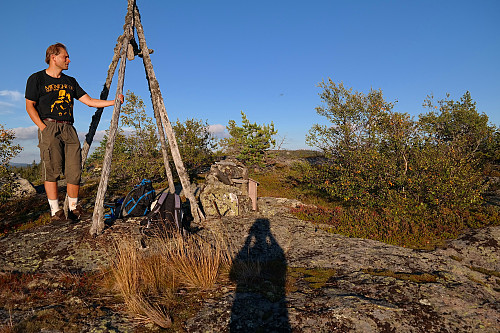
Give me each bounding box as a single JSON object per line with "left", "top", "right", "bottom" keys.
{"left": 67, "top": 183, "right": 79, "bottom": 199}
{"left": 44, "top": 181, "right": 58, "bottom": 200}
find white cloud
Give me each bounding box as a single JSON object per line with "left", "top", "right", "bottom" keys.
{"left": 0, "top": 90, "right": 23, "bottom": 115}
{"left": 208, "top": 124, "right": 228, "bottom": 138}
{"left": 13, "top": 126, "right": 38, "bottom": 140}
{"left": 92, "top": 130, "right": 107, "bottom": 142}
{"left": 0, "top": 90, "right": 23, "bottom": 101}
{"left": 77, "top": 130, "right": 107, "bottom": 142}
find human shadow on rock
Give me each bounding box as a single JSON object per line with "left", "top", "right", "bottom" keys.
{"left": 229, "top": 218, "right": 290, "bottom": 332}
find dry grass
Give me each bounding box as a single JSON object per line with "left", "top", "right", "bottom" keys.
{"left": 108, "top": 229, "right": 233, "bottom": 328}
{"left": 0, "top": 309, "right": 14, "bottom": 333}
{"left": 230, "top": 259, "right": 262, "bottom": 285}
{"left": 160, "top": 231, "right": 232, "bottom": 289}
{"left": 0, "top": 270, "right": 111, "bottom": 332}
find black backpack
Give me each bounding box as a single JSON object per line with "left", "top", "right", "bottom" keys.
{"left": 121, "top": 179, "right": 156, "bottom": 218}
{"left": 141, "top": 190, "right": 185, "bottom": 234}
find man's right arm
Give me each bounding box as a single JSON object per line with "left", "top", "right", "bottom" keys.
{"left": 26, "top": 99, "right": 46, "bottom": 131}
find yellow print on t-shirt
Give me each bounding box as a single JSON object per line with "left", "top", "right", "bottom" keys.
{"left": 50, "top": 90, "right": 73, "bottom": 117}
{"left": 45, "top": 83, "right": 74, "bottom": 93}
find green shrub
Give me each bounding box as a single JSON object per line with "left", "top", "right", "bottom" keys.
{"left": 10, "top": 161, "right": 42, "bottom": 184}
{"left": 290, "top": 204, "right": 500, "bottom": 249}
{"left": 88, "top": 91, "right": 164, "bottom": 187}
{"left": 305, "top": 79, "right": 492, "bottom": 212}
{"left": 0, "top": 123, "right": 22, "bottom": 202}
{"left": 172, "top": 118, "right": 218, "bottom": 179}
{"left": 221, "top": 111, "right": 277, "bottom": 167}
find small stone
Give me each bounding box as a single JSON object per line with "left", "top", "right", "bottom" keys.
{"left": 419, "top": 299, "right": 431, "bottom": 306}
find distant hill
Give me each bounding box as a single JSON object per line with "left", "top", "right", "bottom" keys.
{"left": 8, "top": 163, "right": 30, "bottom": 168}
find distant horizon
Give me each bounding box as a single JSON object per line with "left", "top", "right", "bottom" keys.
{"left": 8, "top": 147, "right": 323, "bottom": 166}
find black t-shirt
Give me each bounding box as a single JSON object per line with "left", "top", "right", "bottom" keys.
{"left": 25, "top": 70, "right": 87, "bottom": 123}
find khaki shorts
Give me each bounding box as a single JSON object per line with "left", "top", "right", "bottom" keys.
{"left": 38, "top": 121, "right": 82, "bottom": 185}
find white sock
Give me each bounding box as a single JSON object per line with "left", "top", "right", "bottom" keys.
{"left": 68, "top": 197, "right": 78, "bottom": 211}
{"left": 48, "top": 199, "right": 60, "bottom": 216}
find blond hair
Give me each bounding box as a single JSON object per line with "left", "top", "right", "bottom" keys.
{"left": 45, "top": 43, "right": 67, "bottom": 64}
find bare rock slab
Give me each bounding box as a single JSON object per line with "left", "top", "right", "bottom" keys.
{"left": 188, "top": 215, "right": 500, "bottom": 332}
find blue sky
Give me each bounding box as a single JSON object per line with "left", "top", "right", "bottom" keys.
{"left": 1, "top": 0, "right": 499, "bottom": 163}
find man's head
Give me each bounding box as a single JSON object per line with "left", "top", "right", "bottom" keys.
{"left": 45, "top": 43, "right": 70, "bottom": 71}
{"left": 45, "top": 43, "right": 68, "bottom": 65}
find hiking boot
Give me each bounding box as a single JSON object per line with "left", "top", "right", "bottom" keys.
{"left": 51, "top": 210, "right": 67, "bottom": 223}
{"left": 68, "top": 205, "right": 91, "bottom": 221}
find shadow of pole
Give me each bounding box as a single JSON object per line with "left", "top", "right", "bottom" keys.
{"left": 229, "top": 218, "right": 291, "bottom": 332}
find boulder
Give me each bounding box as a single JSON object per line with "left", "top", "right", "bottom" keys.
{"left": 200, "top": 183, "right": 252, "bottom": 217}
{"left": 0, "top": 173, "right": 37, "bottom": 199}
{"left": 12, "top": 175, "right": 37, "bottom": 198}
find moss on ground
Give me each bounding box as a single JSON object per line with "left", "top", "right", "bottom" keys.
{"left": 362, "top": 269, "right": 439, "bottom": 283}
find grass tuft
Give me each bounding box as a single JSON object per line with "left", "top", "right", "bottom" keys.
{"left": 107, "top": 229, "right": 233, "bottom": 328}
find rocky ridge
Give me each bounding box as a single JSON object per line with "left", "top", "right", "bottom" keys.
{"left": 0, "top": 197, "right": 498, "bottom": 332}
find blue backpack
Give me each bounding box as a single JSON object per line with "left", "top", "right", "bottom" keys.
{"left": 121, "top": 179, "right": 156, "bottom": 217}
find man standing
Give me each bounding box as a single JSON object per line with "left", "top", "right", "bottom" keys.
{"left": 25, "top": 42, "right": 123, "bottom": 222}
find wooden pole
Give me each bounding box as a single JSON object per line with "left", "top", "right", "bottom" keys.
{"left": 89, "top": 1, "right": 134, "bottom": 236}
{"left": 150, "top": 91, "right": 176, "bottom": 193}
{"left": 81, "top": 34, "right": 125, "bottom": 166}
{"left": 126, "top": 1, "right": 175, "bottom": 192}
{"left": 133, "top": 3, "right": 205, "bottom": 224}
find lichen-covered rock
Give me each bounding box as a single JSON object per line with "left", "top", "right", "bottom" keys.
{"left": 0, "top": 216, "right": 144, "bottom": 273}
{"left": 0, "top": 173, "right": 36, "bottom": 199}
{"left": 1, "top": 196, "right": 499, "bottom": 332}
{"left": 11, "top": 174, "right": 37, "bottom": 198}
{"left": 187, "top": 216, "right": 500, "bottom": 333}
{"left": 212, "top": 158, "right": 249, "bottom": 181}
{"left": 199, "top": 158, "right": 252, "bottom": 216}
{"left": 257, "top": 196, "right": 303, "bottom": 216}
{"left": 199, "top": 183, "right": 252, "bottom": 216}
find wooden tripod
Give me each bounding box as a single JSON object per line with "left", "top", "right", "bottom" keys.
{"left": 85, "top": 0, "right": 205, "bottom": 236}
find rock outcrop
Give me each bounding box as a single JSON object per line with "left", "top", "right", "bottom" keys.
{"left": 0, "top": 173, "right": 37, "bottom": 199}
{"left": 0, "top": 197, "right": 499, "bottom": 332}
{"left": 186, "top": 215, "right": 500, "bottom": 333}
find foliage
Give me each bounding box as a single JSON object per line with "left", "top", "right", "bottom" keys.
{"left": 306, "top": 81, "right": 395, "bottom": 156}
{"left": 304, "top": 79, "right": 491, "bottom": 211}
{"left": 221, "top": 111, "right": 277, "bottom": 167}
{"left": 290, "top": 204, "right": 500, "bottom": 249}
{"left": 172, "top": 118, "right": 218, "bottom": 178}
{"left": 10, "top": 160, "right": 42, "bottom": 184}
{"left": 89, "top": 91, "right": 164, "bottom": 186}
{"left": 419, "top": 91, "right": 498, "bottom": 166}
{"left": 89, "top": 92, "right": 223, "bottom": 186}
{"left": 0, "top": 124, "right": 22, "bottom": 166}
{"left": 248, "top": 155, "right": 500, "bottom": 249}
{"left": 0, "top": 124, "right": 22, "bottom": 202}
